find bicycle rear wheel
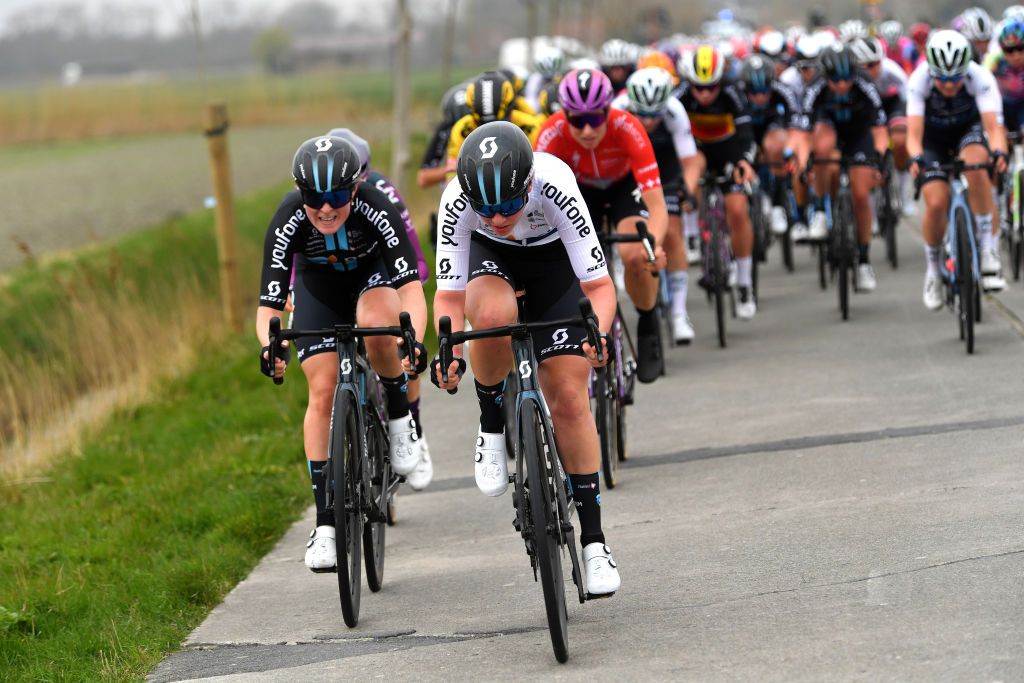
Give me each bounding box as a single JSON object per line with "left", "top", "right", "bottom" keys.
{"left": 329, "top": 389, "right": 363, "bottom": 627}
{"left": 836, "top": 194, "right": 853, "bottom": 321}
{"left": 521, "top": 400, "right": 569, "bottom": 663}
{"left": 750, "top": 190, "right": 766, "bottom": 301}
{"left": 882, "top": 166, "right": 900, "bottom": 269}
{"left": 955, "top": 209, "right": 975, "bottom": 354}
{"left": 710, "top": 214, "right": 727, "bottom": 348}
{"left": 363, "top": 415, "right": 386, "bottom": 593}
{"left": 592, "top": 368, "right": 617, "bottom": 489}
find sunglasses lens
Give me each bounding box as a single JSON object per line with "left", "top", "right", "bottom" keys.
{"left": 302, "top": 188, "right": 351, "bottom": 208}
{"left": 471, "top": 194, "right": 527, "bottom": 218}
{"left": 567, "top": 111, "right": 607, "bottom": 128}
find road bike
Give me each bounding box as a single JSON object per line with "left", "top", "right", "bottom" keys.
{"left": 877, "top": 149, "right": 902, "bottom": 270}
{"left": 698, "top": 168, "right": 738, "bottom": 348}
{"left": 810, "top": 156, "right": 862, "bottom": 321}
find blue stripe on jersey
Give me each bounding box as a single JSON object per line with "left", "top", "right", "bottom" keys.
{"left": 324, "top": 233, "right": 337, "bottom": 251}
{"left": 336, "top": 227, "right": 350, "bottom": 251}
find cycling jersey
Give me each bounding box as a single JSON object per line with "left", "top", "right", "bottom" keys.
{"left": 259, "top": 184, "right": 420, "bottom": 310}
{"left": 435, "top": 152, "right": 608, "bottom": 291}
{"left": 365, "top": 170, "right": 429, "bottom": 282}
{"left": 676, "top": 83, "right": 754, "bottom": 146}
{"left": 985, "top": 49, "right": 1024, "bottom": 102}
{"left": 534, "top": 108, "right": 662, "bottom": 191}
{"left": 610, "top": 93, "right": 698, "bottom": 186}
{"left": 524, "top": 72, "right": 553, "bottom": 112}
{"left": 446, "top": 109, "right": 544, "bottom": 173}
{"left": 779, "top": 65, "right": 812, "bottom": 101}
{"left": 741, "top": 80, "right": 803, "bottom": 136}
{"left": 420, "top": 120, "right": 452, "bottom": 170}
{"left": 800, "top": 75, "right": 887, "bottom": 132}
{"left": 906, "top": 61, "right": 1002, "bottom": 131}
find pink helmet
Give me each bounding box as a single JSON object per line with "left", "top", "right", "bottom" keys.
{"left": 558, "top": 68, "right": 614, "bottom": 112}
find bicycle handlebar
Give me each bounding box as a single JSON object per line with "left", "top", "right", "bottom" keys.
{"left": 598, "top": 220, "right": 657, "bottom": 278}
{"left": 912, "top": 160, "right": 995, "bottom": 200}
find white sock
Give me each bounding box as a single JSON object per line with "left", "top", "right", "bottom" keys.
{"left": 924, "top": 244, "right": 943, "bottom": 277}
{"left": 736, "top": 256, "right": 753, "bottom": 288}
{"left": 976, "top": 213, "right": 994, "bottom": 252}
{"left": 668, "top": 270, "right": 689, "bottom": 317}
{"left": 683, "top": 210, "right": 699, "bottom": 239}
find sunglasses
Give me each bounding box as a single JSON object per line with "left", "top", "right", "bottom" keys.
{"left": 932, "top": 73, "right": 965, "bottom": 84}
{"left": 1003, "top": 44, "right": 1024, "bottom": 54}
{"left": 798, "top": 62, "right": 817, "bottom": 71}
{"left": 567, "top": 110, "right": 608, "bottom": 129}
{"left": 637, "top": 111, "right": 664, "bottom": 120}
{"left": 691, "top": 83, "right": 720, "bottom": 93}
{"left": 469, "top": 193, "right": 528, "bottom": 218}
{"left": 863, "top": 61, "right": 881, "bottom": 69}
{"left": 301, "top": 187, "right": 353, "bottom": 209}
{"left": 827, "top": 74, "right": 852, "bottom": 84}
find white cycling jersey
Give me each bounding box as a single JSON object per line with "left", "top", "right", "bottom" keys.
{"left": 780, "top": 65, "right": 810, "bottom": 101}
{"left": 610, "top": 93, "right": 698, "bottom": 159}
{"left": 907, "top": 61, "right": 1002, "bottom": 128}
{"left": 435, "top": 152, "right": 608, "bottom": 292}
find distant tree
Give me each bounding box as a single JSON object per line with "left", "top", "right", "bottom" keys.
{"left": 253, "top": 27, "right": 294, "bottom": 73}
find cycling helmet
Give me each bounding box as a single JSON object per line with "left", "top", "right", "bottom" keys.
{"left": 757, "top": 30, "right": 786, "bottom": 58}
{"left": 456, "top": 121, "right": 534, "bottom": 210}
{"left": 849, "top": 36, "right": 885, "bottom": 65}
{"left": 910, "top": 22, "right": 931, "bottom": 44}
{"left": 636, "top": 50, "right": 679, "bottom": 84}
{"left": 465, "top": 71, "right": 516, "bottom": 124}
{"left": 838, "top": 20, "right": 868, "bottom": 42}
{"left": 878, "top": 20, "right": 904, "bottom": 46}
{"left": 292, "top": 136, "right": 362, "bottom": 195}
{"left": 683, "top": 45, "right": 726, "bottom": 86}
{"left": 625, "top": 67, "right": 674, "bottom": 114}
{"left": 537, "top": 81, "right": 562, "bottom": 116}
{"left": 325, "top": 128, "right": 370, "bottom": 180}
{"left": 567, "top": 57, "right": 601, "bottom": 71}
{"left": 926, "top": 30, "right": 972, "bottom": 79}
{"left": 1000, "top": 19, "right": 1024, "bottom": 50}
{"left": 534, "top": 45, "right": 565, "bottom": 80}
{"left": 558, "top": 68, "right": 614, "bottom": 112}
{"left": 820, "top": 42, "right": 855, "bottom": 80}
{"left": 1006, "top": 6, "right": 1024, "bottom": 21}
{"left": 959, "top": 7, "right": 993, "bottom": 41}
{"left": 600, "top": 38, "right": 636, "bottom": 67}
{"left": 741, "top": 54, "right": 775, "bottom": 92}
{"left": 794, "top": 34, "right": 823, "bottom": 66}
{"left": 441, "top": 81, "right": 471, "bottom": 125}
{"left": 496, "top": 67, "right": 526, "bottom": 95}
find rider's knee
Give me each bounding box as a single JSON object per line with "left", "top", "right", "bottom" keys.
{"left": 545, "top": 377, "right": 590, "bottom": 423}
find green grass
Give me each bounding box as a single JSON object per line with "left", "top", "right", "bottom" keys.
{"left": 0, "top": 335, "right": 311, "bottom": 681}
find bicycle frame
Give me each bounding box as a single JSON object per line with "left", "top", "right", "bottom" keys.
{"left": 945, "top": 173, "right": 981, "bottom": 288}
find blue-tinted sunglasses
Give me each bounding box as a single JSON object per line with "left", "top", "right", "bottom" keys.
{"left": 469, "top": 193, "right": 528, "bottom": 218}
{"left": 301, "top": 187, "right": 353, "bottom": 209}
{"left": 933, "top": 73, "right": 965, "bottom": 84}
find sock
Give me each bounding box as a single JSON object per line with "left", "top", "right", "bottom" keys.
{"left": 858, "top": 243, "right": 870, "bottom": 265}
{"left": 683, "top": 210, "right": 699, "bottom": 239}
{"left": 976, "top": 213, "right": 994, "bottom": 252}
{"left": 636, "top": 305, "right": 657, "bottom": 334}
{"left": 796, "top": 203, "right": 807, "bottom": 223}
{"left": 309, "top": 460, "right": 333, "bottom": 527}
{"left": 379, "top": 373, "right": 410, "bottom": 420}
{"left": 409, "top": 398, "right": 423, "bottom": 437}
{"left": 736, "top": 256, "right": 753, "bottom": 288}
{"left": 569, "top": 472, "right": 604, "bottom": 547}
{"left": 925, "top": 244, "right": 943, "bottom": 277}
{"left": 475, "top": 379, "right": 506, "bottom": 433}
{"left": 668, "top": 270, "right": 689, "bottom": 317}
{"left": 814, "top": 195, "right": 826, "bottom": 213}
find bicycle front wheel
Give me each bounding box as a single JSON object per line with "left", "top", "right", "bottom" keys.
{"left": 592, "top": 368, "right": 617, "bottom": 489}
{"left": 363, "top": 415, "right": 386, "bottom": 593}
{"left": 836, "top": 194, "right": 854, "bottom": 321}
{"left": 329, "top": 388, "right": 363, "bottom": 627}
{"left": 522, "top": 400, "right": 569, "bottom": 663}
{"left": 710, "top": 217, "right": 727, "bottom": 348}
{"left": 955, "top": 208, "right": 975, "bottom": 354}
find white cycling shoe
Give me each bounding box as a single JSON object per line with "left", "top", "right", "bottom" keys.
{"left": 736, "top": 287, "right": 756, "bottom": 321}
{"left": 857, "top": 263, "right": 877, "bottom": 292}
{"left": 807, "top": 212, "right": 828, "bottom": 241}
{"left": 670, "top": 313, "right": 695, "bottom": 345}
{"left": 304, "top": 526, "right": 337, "bottom": 572}
{"left": 388, "top": 414, "right": 421, "bottom": 476}
{"left": 981, "top": 250, "right": 1007, "bottom": 292}
{"left": 405, "top": 434, "right": 433, "bottom": 491}
{"left": 923, "top": 273, "right": 943, "bottom": 311}
{"left": 475, "top": 429, "right": 508, "bottom": 497}
{"left": 790, "top": 221, "right": 810, "bottom": 242}
{"left": 770, "top": 206, "right": 789, "bottom": 235}
{"left": 583, "top": 543, "right": 620, "bottom": 596}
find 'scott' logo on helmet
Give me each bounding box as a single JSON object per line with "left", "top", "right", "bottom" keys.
{"left": 479, "top": 136, "right": 498, "bottom": 159}
{"left": 315, "top": 138, "right": 332, "bottom": 151}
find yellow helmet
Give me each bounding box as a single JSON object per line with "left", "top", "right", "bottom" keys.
{"left": 465, "top": 71, "right": 516, "bottom": 124}
{"left": 685, "top": 45, "right": 725, "bottom": 86}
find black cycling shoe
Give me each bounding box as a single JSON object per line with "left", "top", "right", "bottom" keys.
{"left": 635, "top": 328, "right": 663, "bottom": 383}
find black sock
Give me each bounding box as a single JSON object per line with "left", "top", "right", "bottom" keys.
{"left": 309, "top": 460, "right": 333, "bottom": 527}
{"left": 814, "top": 196, "right": 826, "bottom": 212}
{"left": 409, "top": 398, "right": 423, "bottom": 437}
{"left": 569, "top": 472, "right": 605, "bottom": 547}
{"left": 475, "top": 379, "right": 506, "bottom": 433}
{"left": 379, "top": 373, "right": 410, "bottom": 420}
{"left": 636, "top": 306, "right": 657, "bottom": 335}
{"left": 859, "top": 244, "right": 870, "bottom": 264}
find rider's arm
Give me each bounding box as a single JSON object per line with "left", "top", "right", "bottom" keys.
{"left": 858, "top": 78, "right": 890, "bottom": 158}
{"left": 905, "top": 67, "right": 928, "bottom": 161}
{"left": 729, "top": 86, "right": 759, "bottom": 179}
{"left": 255, "top": 193, "right": 303, "bottom": 345}
{"left": 982, "top": 111, "right": 1007, "bottom": 156}
{"left": 580, "top": 276, "right": 616, "bottom": 335}
{"left": 620, "top": 111, "right": 669, "bottom": 242}
{"left": 973, "top": 66, "right": 1008, "bottom": 155}
{"left": 906, "top": 115, "right": 925, "bottom": 160}
{"left": 417, "top": 121, "right": 452, "bottom": 189}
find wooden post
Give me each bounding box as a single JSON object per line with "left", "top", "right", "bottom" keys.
{"left": 203, "top": 103, "right": 242, "bottom": 333}
{"left": 390, "top": 0, "right": 412, "bottom": 190}
{"left": 440, "top": 0, "right": 458, "bottom": 93}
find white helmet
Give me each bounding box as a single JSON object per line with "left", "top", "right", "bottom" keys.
{"left": 600, "top": 38, "right": 637, "bottom": 67}
{"left": 839, "top": 20, "right": 868, "bottom": 42}
{"left": 568, "top": 57, "right": 601, "bottom": 71}
{"left": 534, "top": 46, "right": 565, "bottom": 80}
{"left": 926, "top": 30, "right": 972, "bottom": 79}
{"left": 794, "top": 34, "right": 823, "bottom": 62}
{"left": 849, "top": 36, "right": 885, "bottom": 65}
{"left": 878, "top": 20, "right": 903, "bottom": 45}
{"left": 625, "top": 67, "right": 674, "bottom": 115}
{"left": 757, "top": 30, "right": 786, "bottom": 58}
{"left": 959, "top": 7, "right": 994, "bottom": 41}
{"left": 1005, "top": 5, "right": 1024, "bottom": 21}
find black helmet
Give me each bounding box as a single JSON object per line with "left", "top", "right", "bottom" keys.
{"left": 441, "top": 81, "right": 471, "bottom": 125}
{"left": 741, "top": 55, "right": 775, "bottom": 92}
{"left": 292, "top": 136, "right": 361, "bottom": 194}
{"left": 465, "top": 71, "right": 516, "bottom": 124}
{"left": 820, "top": 43, "right": 855, "bottom": 81}
{"left": 456, "top": 121, "right": 534, "bottom": 210}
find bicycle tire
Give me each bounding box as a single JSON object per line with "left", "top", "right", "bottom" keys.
{"left": 883, "top": 166, "right": 899, "bottom": 269}
{"left": 955, "top": 208, "right": 975, "bottom": 354}
{"left": 592, "top": 368, "right": 617, "bottom": 489}
{"left": 710, "top": 210, "right": 727, "bottom": 348}
{"left": 782, "top": 224, "right": 795, "bottom": 273}
{"left": 329, "top": 388, "right": 363, "bottom": 627}
{"left": 836, "top": 192, "right": 854, "bottom": 321}
{"left": 363, "top": 416, "right": 386, "bottom": 593}
{"left": 817, "top": 243, "right": 827, "bottom": 290}
{"left": 521, "top": 400, "right": 569, "bottom": 663}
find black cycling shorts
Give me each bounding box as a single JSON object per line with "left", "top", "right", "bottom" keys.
{"left": 827, "top": 124, "right": 878, "bottom": 166}
{"left": 467, "top": 234, "right": 588, "bottom": 363}
{"left": 921, "top": 122, "right": 988, "bottom": 185}
{"left": 882, "top": 95, "right": 907, "bottom": 128}
{"left": 291, "top": 256, "right": 394, "bottom": 362}
{"left": 752, "top": 118, "right": 786, "bottom": 146}
{"left": 663, "top": 181, "right": 682, "bottom": 216}
{"left": 701, "top": 139, "right": 748, "bottom": 193}
{"left": 579, "top": 175, "right": 649, "bottom": 231}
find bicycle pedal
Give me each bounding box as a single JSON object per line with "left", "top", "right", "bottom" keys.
{"left": 310, "top": 566, "right": 338, "bottom": 574}
{"left": 585, "top": 591, "right": 615, "bottom": 601}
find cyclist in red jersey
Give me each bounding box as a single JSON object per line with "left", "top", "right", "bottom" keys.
{"left": 535, "top": 68, "right": 669, "bottom": 382}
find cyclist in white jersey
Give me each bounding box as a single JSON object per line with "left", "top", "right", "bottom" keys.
{"left": 432, "top": 121, "right": 621, "bottom": 596}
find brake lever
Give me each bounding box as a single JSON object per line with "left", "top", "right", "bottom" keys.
{"left": 578, "top": 297, "right": 603, "bottom": 365}
{"left": 269, "top": 316, "right": 284, "bottom": 386}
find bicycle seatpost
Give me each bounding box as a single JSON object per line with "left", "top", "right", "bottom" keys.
{"left": 268, "top": 316, "right": 284, "bottom": 386}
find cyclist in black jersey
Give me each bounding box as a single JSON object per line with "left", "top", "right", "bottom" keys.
{"left": 417, "top": 81, "right": 470, "bottom": 190}
{"left": 256, "top": 136, "right": 428, "bottom": 573}
{"left": 797, "top": 43, "right": 889, "bottom": 292}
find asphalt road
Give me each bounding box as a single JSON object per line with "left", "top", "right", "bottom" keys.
{"left": 151, "top": 220, "right": 1024, "bottom": 682}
